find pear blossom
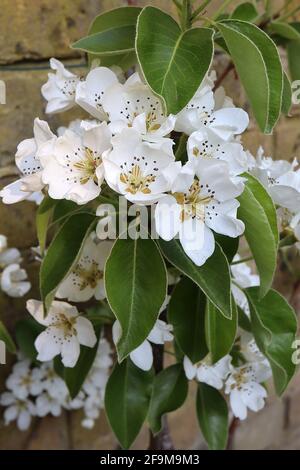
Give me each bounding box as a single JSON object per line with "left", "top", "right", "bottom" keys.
{"left": 102, "top": 72, "right": 175, "bottom": 140}
{"left": 155, "top": 159, "right": 245, "bottom": 266}
{"left": 1, "top": 263, "right": 31, "bottom": 298}
{"left": 35, "top": 392, "right": 64, "bottom": 417}
{"left": 39, "top": 120, "right": 112, "bottom": 205}
{"left": 57, "top": 233, "right": 113, "bottom": 302}
{"left": 75, "top": 66, "right": 119, "bottom": 120}
{"left": 26, "top": 299, "right": 97, "bottom": 367}
{"left": 0, "top": 392, "right": 36, "bottom": 430}
{"left": 187, "top": 130, "right": 249, "bottom": 176}
{"left": 0, "top": 118, "right": 55, "bottom": 204}
{"left": 225, "top": 361, "right": 272, "bottom": 420}
{"left": 6, "top": 360, "right": 44, "bottom": 399}
{"left": 183, "top": 354, "right": 231, "bottom": 389}
{"left": 103, "top": 128, "right": 175, "bottom": 205}
{"left": 237, "top": 332, "right": 268, "bottom": 364}
{"left": 39, "top": 362, "right": 69, "bottom": 400}
{"left": 0, "top": 244, "right": 21, "bottom": 268}
{"left": 41, "top": 58, "right": 81, "bottom": 114}
{"left": 113, "top": 318, "right": 173, "bottom": 371}
{"left": 175, "top": 77, "right": 249, "bottom": 140}
{"left": 231, "top": 256, "right": 259, "bottom": 316}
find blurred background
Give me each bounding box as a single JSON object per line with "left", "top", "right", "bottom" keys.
{"left": 0, "top": 0, "right": 300, "bottom": 450}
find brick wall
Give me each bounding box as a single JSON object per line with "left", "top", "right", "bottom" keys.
{"left": 1, "top": 0, "right": 300, "bottom": 450}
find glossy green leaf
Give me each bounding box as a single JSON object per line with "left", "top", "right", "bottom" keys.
{"left": 36, "top": 196, "right": 57, "bottom": 254}
{"left": 214, "top": 234, "right": 239, "bottom": 264}
{"left": 148, "top": 364, "right": 188, "bottom": 434}
{"left": 282, "top": 72, "right": 292, "bottom": 115}
{"left": 85, "top": 7, "right": 141, "bottom": 68}
{"left": 205, "top": 298, "right": 238, "bottom": 363}
{"left": 0, "top": 321, "right": 16, "bottom": 354}
{"left": 246, "top": 287, "right": 298, "bottom": 396}
{"left": 288, "top": 39, "right": 300, "bottom": 81}
{"left": 105, "top": 237, "right": 167, "bottom": 361}
{"left": 270, "top": 22, "right": 300, "bottom": 41}
{"left": 237, "top": 306, "right": 252, "bottom": 332}
{"left": 40, "top": 212, "right": 96, "bottom": 310}
{"left": 136, "top": 6, "right": 214, "bottom": 114}
{"left": 158, "top": 239, "right": 232, "bottom": 319}
{"left": 168, "top": 277, "right": 208, "bottom": 363}
{"left": 238, "top": 173, "right": 278, "bottom": 298}
{"left": 15, "top": 319, "right": 43, "bottom": 361}
{"left": 196, "top": 383, "right": 228, "bottom": 450}
{"left": 217, "top": 20, "right": 283, "bottom": 133}
{"left": 105, "top": 359, "right": 153, "bottom": 449}
{"left": 231, "top": 3, "right": 258, "bottom": 22}
{"left": 56, "top": 325, "right": 101, "bottom": 399}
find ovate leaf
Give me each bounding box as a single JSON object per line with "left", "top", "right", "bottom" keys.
{"left": 36, "top": 196, "right": 57, "bottom": 254}
{"left": 168, "top": 277, "right": 208, "bottom": 363}
{"left": 217, "top": 20, "right": 283, "bottom": 133}
{"left": 288, "top": 40, "right": 300, "bottom": 81}
{"left": 158, "top": 239, "right": 232, "bottom": 319}
{"left": 205, "top": 298, "right": 238, "bottom": 363}
{"left": 105, "top": 237, "right": 167, "bottom": 361}
{"left": 0, "top": 321, "right": 16, "bottom": 354}
{"left": 15, "top": 319, "right": 44, "bottom": 361}
{"left": 269, "top": 22, "right": 300, "bottom": 41}
{"left": 231, "top": 3, "right": 259, "bottom": 22}
{"left": 246, "top": 287, "right": 298, "bottom": 396}
{"left": 40, "top": 212, "right": 96, "bottom": 310}
{"left": 136, "top": 6, "right": 214, "bottom": 114}
{"left": 238, "top": 173, "right": 278, "bottom": 298}
{"left": 196, "top": 383, "right": 228, "bottom": 450}
{"left": 148, "top": 364, "right": 188, "bottom": 435}
{"left": 105, "top": 359, "right": 153, "bottom": 449}
{"left": 282, "top": 72, "right": 292, "bottom": 115}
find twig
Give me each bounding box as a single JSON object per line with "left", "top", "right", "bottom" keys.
{"left": 226, "top": 417, "right": 239, "bottom": 450}
{"left": 213, "top": 62, "right": 234, "bottom": 91}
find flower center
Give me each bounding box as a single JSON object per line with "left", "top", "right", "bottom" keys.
{"left": 174, "top": 180, "right": 213, "bottom": 222}
{"left": 146, "top": 111, "right": 161, "bottom": 132}
{"left": 73, "top": 148, "right": 101, "bottom": 185}
{"left": 231, "top": 367, "right": 248, "bottom": 390}
{"left": 120, "top": 164, "right": 156, "bottom": 195}
{"left": 73, "top": 261, "right": 103, "bottom": 290}
{"left": 51, "top": 313, "right": 77, "bottom": 338}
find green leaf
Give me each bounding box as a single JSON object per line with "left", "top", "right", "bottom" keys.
{"left": 105, "top": 359, "right": 153, "bottom": 449}
{"left": 55, "top": 324, "right": 101, "bottom": 399}
{"left": 168, "top": 277, "right": 208, "bottom": 363}
{"left": 214, "top": 234, "right": 239, "bottom": 263}
{"left": 217, "top": 20, "right": 283, "bottom": 133}
{"left": 86, "top": 7, "right": 141, "bottom": 67}
{"left": 288, "top": 39, "right": 300, "bottom": 81}
{"left": 15, "top": 319, "right": 44, "bottom": 361}
{"left": 158, "top": 239, "right": 232, "bottom": 319}
{"left": 196, "top": 383, "right": 228, "bottom": 450}
{"left": 86, "top": 303, "right": 115, "bottom": 326}
{"left": 148, "top": 364, "right": 188, "bottom": 434}
{"left": 205, "top": 297, "right": 238, "bottom": 363}
{"left": 105, "top": 237, "right": 167, "bottom": 361}
{"left": 0, "top": 321, "right": 16, "bottom": 354}
{"left": 40, "top": 212, "right": 96, "bottom": 310}
{"left": 136, "top": 6, "right": 214, "bottom": 114}
{"left": 282, "top": 72, "right": 292, "bottom": 115}
{"left": 231, "top": 3, "right": 258, "bottom": 22}
{"left": 237, "top": 305, "right": 252, "bottom": 332}
{"left": 246, "top": 287, "right": 298, "bottom": 396}
{"left": 238, "top": 173, "right": 278, "bottom": 298}
{"left": 270, "top": 22, "right": 300, "bottom": 41}
{"left": 72, "top": 6, "right": 141, "bottom": 56}
{"left": 36, "top": 196, "right": 57, "bottom": 254}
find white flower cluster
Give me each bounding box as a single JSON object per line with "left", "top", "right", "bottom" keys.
{"left": 250, "top": 147, "right": 300, "bottom": 245}
{"left": 0, "top": 337, "right": 112, "bottom": 431}
{"left": 0, "top": 59, "right": 251, "bottom": 267}
{"left": 184, "top": 259, "right": 271, "bottom": 421}
{"left": 0, "top": 234, "right": 31, "bottom": 298}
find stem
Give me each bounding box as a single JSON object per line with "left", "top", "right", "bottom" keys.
{"left": 191, "top": 0, "right": 212, "bottom": 21}
{"left": 278, "top": 5, "right": 300, "bottom": 22}
{"left": 180, "top": 0, "right": 193, "bottom": 30}
{"left": 213, "top": 62, "right": 234, "bottom": 91}
{"left": 226, "top": 417, "right": 239, "bottom": 450}
{"left": 148, "top": 309, "right": 174, "bottom": 451}
{"left": 231, "top": 255, "right": 254, "bottom": 266}
{"left": 212, "top": 0, "right": 235, "bottom": 20}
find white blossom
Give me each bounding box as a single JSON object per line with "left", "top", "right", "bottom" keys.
{"left": 1, "top": 263, "right": 31, "bottom": 298}
{"left": 103, "top": 128, "right": 175, "bottom": 205}
{"left": 183, "top": 355, "right": 231, "bottom": 389}
{"left": 0, "top": 118, "right": 55, "bottom": 204}
{"left": 231, "top": 255, "right": 259, "bottom": 316}
{"left": 26, "top": 300, "right": 97, "bottom": 367}
{"left": 102, "top": 72, "right": 176, "bottom": 141}
{"left": 113, "top": 318, "right": 173, "bottom": 371}
{"left": 0, "top": 392, "right": 36, "bottom": 430}
{"left": 6, "top": 360, "right": 44, "bottom": 399}
{"left": 155, "top": 159, "right": 244, "bottom": 266}
{"left": 41, "top": 58, "right": 80, "bottom": 114}
{"left": 39, "top": 120, "right": 111, "bottom": 205}
{"left": 35, "top": 392, "right": 64, "bottom": 417}
{"left": 225, "top": 361, "right": 272, "bottom": 420}
{"left": 57, "top": 234, "right": 112, "bottom": 302}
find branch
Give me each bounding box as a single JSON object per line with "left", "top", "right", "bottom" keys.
{"left": 213, "top": 62, "right": 234, "bottom": 91}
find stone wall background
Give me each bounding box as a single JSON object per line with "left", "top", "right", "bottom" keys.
{"left": 1, "top": 0, "right": 300, "bottom": 450}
